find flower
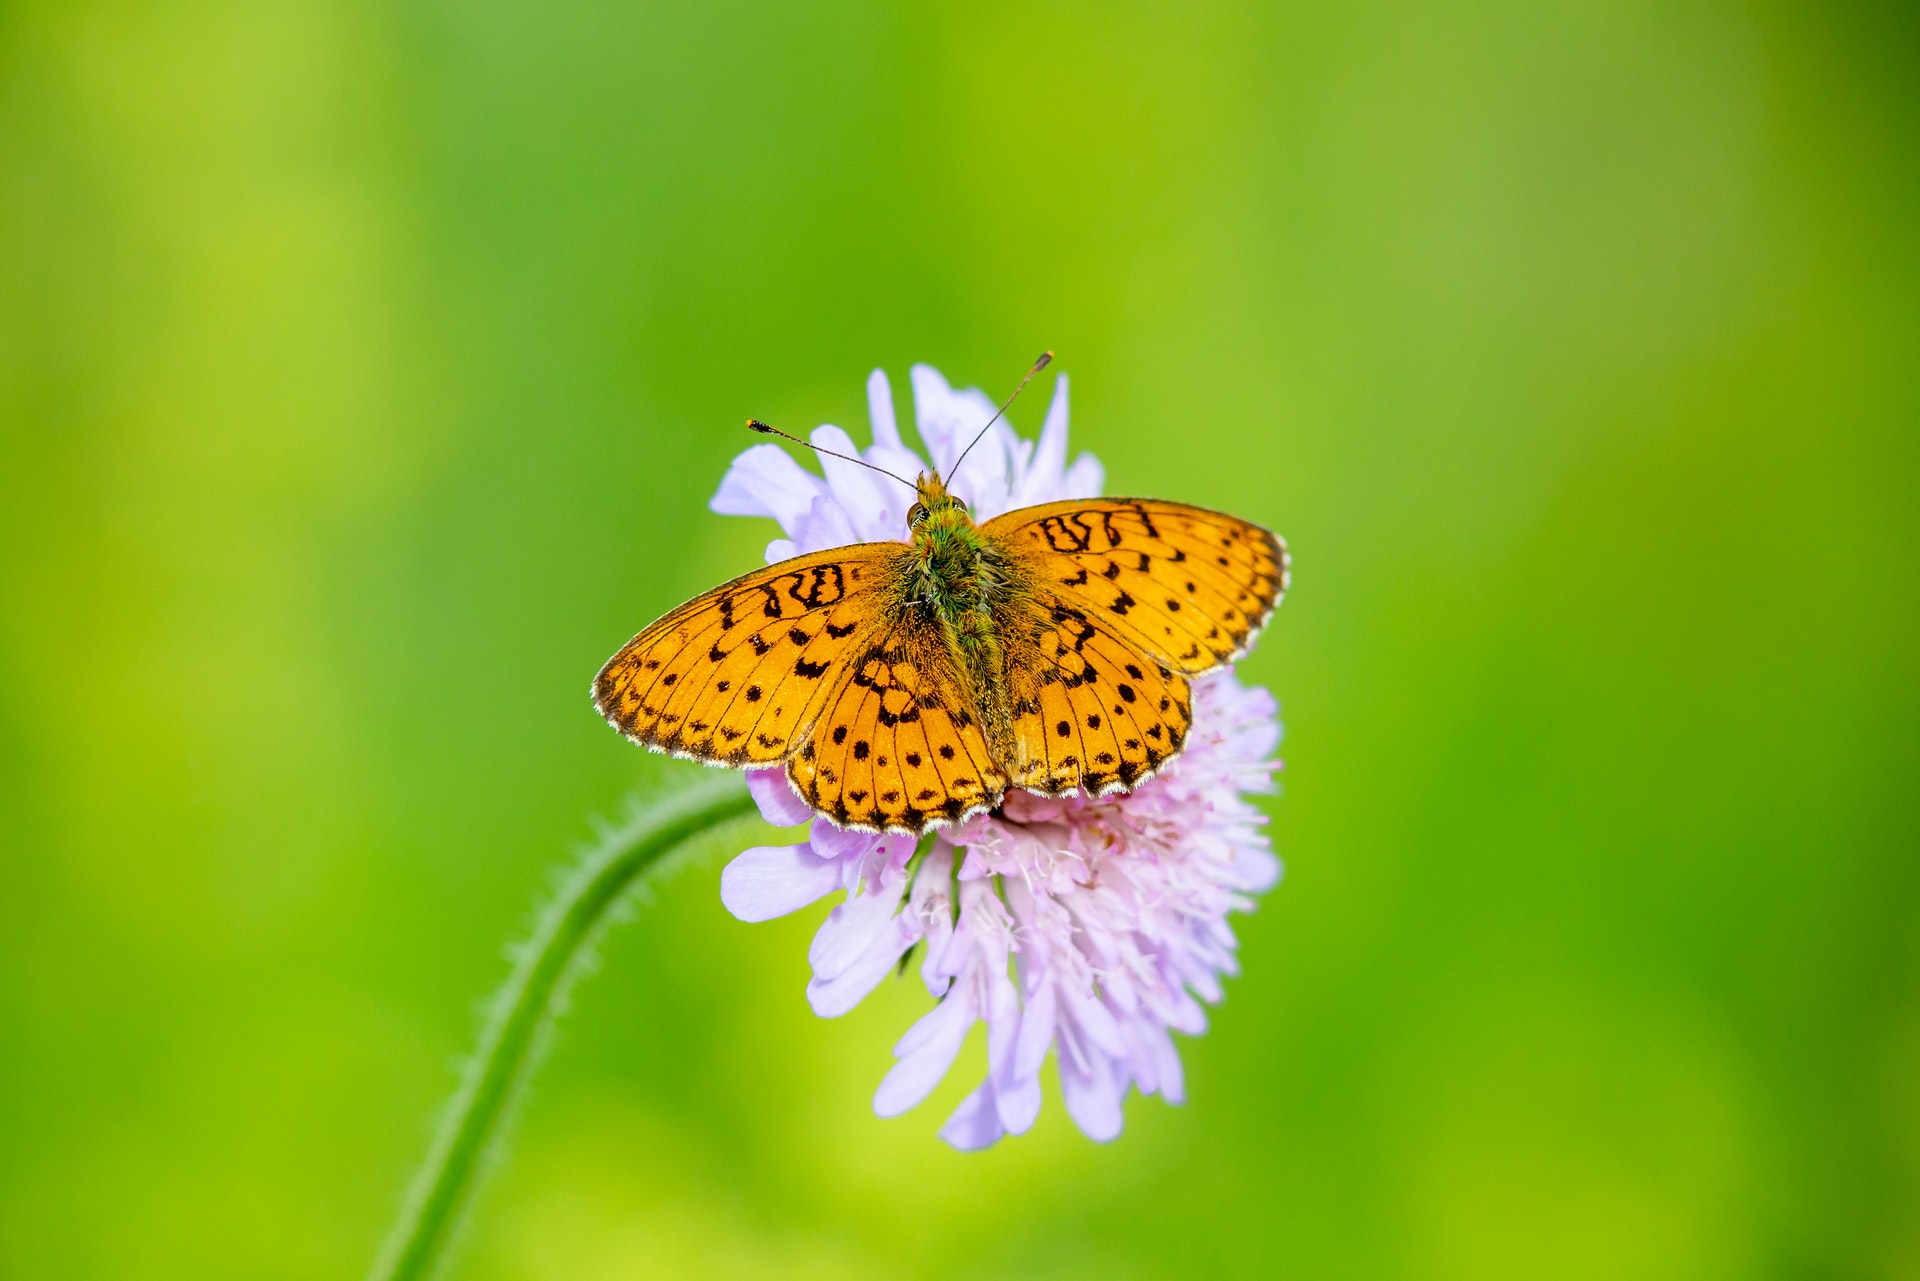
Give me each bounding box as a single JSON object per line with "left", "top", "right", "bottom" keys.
{"left": 714, "top": 364, "right": 1283, "bottom": 1148}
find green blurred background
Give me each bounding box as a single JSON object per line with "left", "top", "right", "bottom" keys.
{"left": 2, "top": 1, "right": 1916, "bottom": 1277}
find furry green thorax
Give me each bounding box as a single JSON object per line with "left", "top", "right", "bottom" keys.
{"left": 905, "top": 471, "right": 998, "bottom": 623}
{"left": 903, "top": 472, "right": 1022, "bottom": 749}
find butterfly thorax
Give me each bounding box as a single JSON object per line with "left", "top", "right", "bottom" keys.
{"left": 905, "top": 473, "right": 1025, "bottom": 756}
{"left": 904, "top": 474, "right": 983, "bottom": 602}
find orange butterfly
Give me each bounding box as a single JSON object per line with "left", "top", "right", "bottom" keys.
{"left": 594, "top": 357, "right": 1289, "bottom": 835}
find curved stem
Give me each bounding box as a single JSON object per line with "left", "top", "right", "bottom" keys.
{"left": 368, "top": 775, "right": 761, "bottom": 1281}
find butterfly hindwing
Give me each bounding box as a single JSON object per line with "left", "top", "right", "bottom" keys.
{"left": 1000, "top": 590, "right": 1194, "bottom": 797}
{"left": 788, "top": 613, "right": 1007, "bottom": 833}
{"left": 594, "top": 544, "right": 906, "bottom": 765}
{"left": 983, "top": 498, "right": 1288, "bottom": 674}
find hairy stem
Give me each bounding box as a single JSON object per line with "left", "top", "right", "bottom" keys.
{"left": 368, "top": 775, "right": 761, "bottom": 1281}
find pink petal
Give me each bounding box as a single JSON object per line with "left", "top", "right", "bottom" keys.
{"left": 807, "top": 820, "right": 881, "bottom": 863}
{"left": 995, "top": 1071, "right": 1041, "bottom": 1136}
{"left": 746, "top": 767, "right": 813, "bottom": 827}
{"left": 939, "top": 1080, "right": 1007, "bottom": 1151}
{"left": 710, "top": 443, "right": 825, "bottom": 534}
{"left": 1010, "top": 374, "right": 1070, "bottom": 508}
{"left": 1060, "top": 1052, "right": 1125, "bottom": 1142}
{"left": 806, "top": 911, "right": 918, "bottom": 1017}
{"left": 873, "top": 993, "right": 975, "bottom": 1117}
{"left": 1061, "top": 451, "right": 1104, "bottom": 499}
{"left": 913, "top": 848, "right": 959, "bottom": 997}
{"left": 908, "top": 364, "right": 967, "bottom": 471}
{"left": 983, "top": 970, "right": 1039, "bottom": 1135}
{"left": 1164, "top": 987, "right": 1209, "bottom": 1035}
{"left": 1151, "top": 1029, "right": 1186, "bottom": 1105}
{"left": 1233, "top": 846, "right": 1283, "bottom": 892}
{"left": 922, "top": 907, "right": 976, "bottom": 985}
{"left": 791, "top": 492, "right": 859, "bottom": 552}
{"left": 808, "top": 879, "right": 904, "bottom": 980}
{"left": 719, "top": 842, "right": 840, "bottom": 923}
{"left": 1062, "top": 985, "right": 1129, "bottom": 1059}
{"left": 874, "top": 448, "right": 931, "bottom": 499}
{"left": 866, "top": 368, "right": 902, "bottom": 449}
{"left": 810, "top": 424, "right": 890, "bottom": 529}
{"left": 1012, "top": 977, "right": 1058, "bottom": 1082}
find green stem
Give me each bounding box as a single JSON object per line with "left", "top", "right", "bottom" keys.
{"left": 367, "top": 775, "right": 762, "bottom": 1281}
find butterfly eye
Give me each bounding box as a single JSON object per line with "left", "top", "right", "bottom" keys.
{"left": 907, "top": 503, "right": 929, "bottom": 527}
{"left": 952, "top": 497, "right": 968, "bottom": 514}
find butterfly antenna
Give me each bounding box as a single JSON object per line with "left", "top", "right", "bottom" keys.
{"left": 746, "top": 419, "right": 918, "bottom": 492}
{"left": 943, "top": 351, "right": 1053, "bottom": 487}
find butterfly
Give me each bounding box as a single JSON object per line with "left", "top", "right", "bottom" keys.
{"left": 593, "top": 355, "right": 1289, "bottom": 836}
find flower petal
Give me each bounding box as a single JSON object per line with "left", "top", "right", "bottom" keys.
{"left": 746, "top": 767, "right": 813, "bottom": 827}
{"left": 995, "top": 1069, "right": 1042, "bottom": 1137}
{"left": 808, "top": 877, "right": 907, "bottom": 981}
{"left": 983, "top": 966, "right": 1041, "bottom": 1134}
{"left": 808, "top": 820, "right": 883, "bottom": 863}
{"left": 719, "top": 842, "right": 840, "bottom": 923}
{"left": 810, "top": 424, "right": 893, "bottom": 538}
{"left": 1061, "top": 450, "right": 1104, "bottom": 498}
{"left": 1010, "top": 373, "right": 1070, "bottom": 508}
{"left": 1012, "top": 975, "right": 1058, "bottom": 1083}
{"left": 806, "top": 910, "right": 918, "bottom": 1018}
{"left": 874, "top": 991, "right": 975, "bottom": 1117}
{"left": 790, "top": 492, "right": 860, "bottom": 554}
{"left": 907, "top": 364, "right": 970, "bottom": 471}
{"left": 1060, "top": 1051, "right": 1126, "bottom": 1142}
{"left": 1062, "top": 985, "right": 1129, "bottom": 1059}
{"left": 866, "top": 368, "right": 902, "bottom": 450}
{"left": 939, "top": 1080, "right": 1007, "bottom": 1151}
{"left": 1151, "top": 1028, "right": 1186, "bottom": 1105}
{"left": 710, "top": 443, "right": 826, "bottom": 534}
{"left": 1233, "top": 845, "right": 1283, "bottom": 893}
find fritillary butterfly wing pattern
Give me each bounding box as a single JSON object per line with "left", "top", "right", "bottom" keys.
{"left": 978, "top": 498, "right": 1285, "bottom": 799}
{"left": 594, "top": 544, "right": 902, "bottom": 765}
{"left": 785, "top": 612, "right": 1009, "bottom": 833}
{"left": 983, "top": 499, "right": 1288, "bottom": 672}
{"left": 598, "top": 490, "right": 1286, "bottom": 835}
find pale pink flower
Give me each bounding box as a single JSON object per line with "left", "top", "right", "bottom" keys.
{"left": 714, "top": 364, "right": 1283, "bottom": 1148}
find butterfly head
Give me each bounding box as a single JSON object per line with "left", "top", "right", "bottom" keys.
{"left": 906, "top": 471, "right": 970, "bottom": 533}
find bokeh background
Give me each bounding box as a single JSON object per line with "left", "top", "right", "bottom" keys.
{"left": 2, "top": 1, "right": 1916, "bottom": 1278}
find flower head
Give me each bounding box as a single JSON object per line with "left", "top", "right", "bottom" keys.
{"left": 714, "top": 364, "right": 1283, "bottom": 1148}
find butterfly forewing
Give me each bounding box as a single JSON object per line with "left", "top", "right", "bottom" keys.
{"left": 983, "top": 499, "right": 1288, "bottom": 674}
{"left": 787, "top": 611, "right": 1007, "bottom": 833}
{"left": 594, "top": 545, "right": 905, "bottom": 765}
